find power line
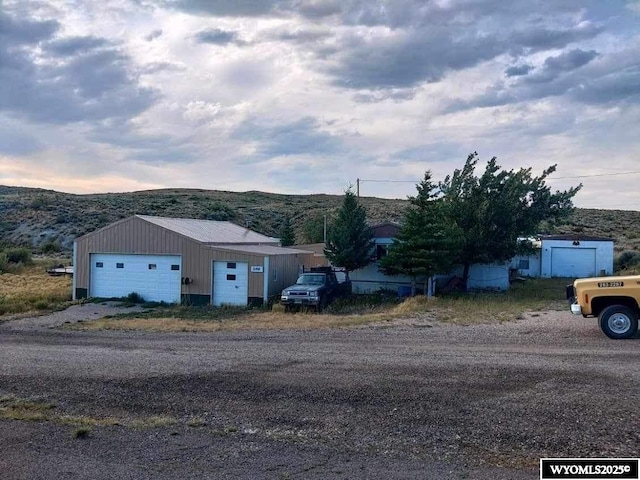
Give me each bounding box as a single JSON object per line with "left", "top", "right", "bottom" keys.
{"left": 359, "top": 171, "right": 640, "bottom": 185}
{"left": 359, "top": 179, "right": 418, "bottom": 183}
{"left": 548, "top": 171, "right": 640, "bottom": 180}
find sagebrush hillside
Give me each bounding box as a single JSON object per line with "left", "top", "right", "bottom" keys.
{"left": 1, "top": 185, "right": 639, "bottom": 255}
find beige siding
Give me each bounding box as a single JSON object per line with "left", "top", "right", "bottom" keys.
{"left": 76, "top": 216, "right": 266, "bottom": 299}
{"left": 268, "top": 251, "right": 317, "bottom": 297}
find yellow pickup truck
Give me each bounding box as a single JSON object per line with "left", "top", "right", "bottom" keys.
{"left": 567, "top": 275, "right": 640, "bottom": 339}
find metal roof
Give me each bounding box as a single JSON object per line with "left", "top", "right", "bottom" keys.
{"left": 541, "top": 234, "right": 614, "bottom": 242}
{"left": 211, "top": 244, "right": 315, "bottom": 256}
{"left": 137, "top": 215, "right": 280, "bottom": 244}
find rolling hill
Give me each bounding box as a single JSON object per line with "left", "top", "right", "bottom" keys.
{"left": 0, "top": 185, "right": 639, "bottom": 256}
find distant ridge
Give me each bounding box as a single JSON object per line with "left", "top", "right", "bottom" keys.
{"left": 0, "top": 185, "right": 638, "bottom": 254}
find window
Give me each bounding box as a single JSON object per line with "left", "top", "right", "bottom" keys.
{"left": 518, "top": 259, "right": 530, "bottom": 270}
{"left": 148, "top": 264, "right": 157, "bottom": 270}
{"left": 171, "top": 265, "right": 180, "bottom": 271}
{"left": 376, "top": 244, "right": 389, "bottom": 260}
{"left": 273, "top": 268, "right": 278, "bottom": 281}
{"left": 95, "top": 262, "right": 103, "bottom": 268}
{"left": 116, "top": 263, "right": 124, "bottom": 269}
{"left": 226, "top": 274, "right": 236, "bottom": 281}
{"left": 227, "top": 262, "right": 236, "bottom": 269}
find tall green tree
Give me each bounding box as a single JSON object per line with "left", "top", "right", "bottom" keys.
{"left": 379, "top": 172, "right": 463, "bottom": 295}
{"left": 301, "top": 214, "right": 325, "bottom": 244}
{"left": 324, "top": 189, "right": 374, "bottom": 280}
{"left": 439, "top": 152, "right": 582, "bottom": 288}
{"left": 279, "top": 216, "right": 295, "bottom": 247}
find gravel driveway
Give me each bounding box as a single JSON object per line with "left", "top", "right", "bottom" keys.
{"left": 1, "top": 306, "right": 638, "bottom": 480}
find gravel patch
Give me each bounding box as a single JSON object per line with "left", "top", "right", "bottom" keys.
{"left": 1, "top": 308, "right": 638, "bottom": 479}
{"left": 1, "top": 302, "right": 147, "bottom": 332}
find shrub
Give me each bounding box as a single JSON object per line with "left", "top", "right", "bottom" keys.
{"left": 0, "top": 252, "right": 7, "bottom": 273}
{"left": 41, "top": 240, "right": 61, "bottom": 254}
{"left": 5, "top": 247, "right": 32, "bottom": 265}
{"left": 125, "top": 292, "right": 145, "bottom": 304}
{"left": 614, "top": 251, "right": 640, "bottom": 272}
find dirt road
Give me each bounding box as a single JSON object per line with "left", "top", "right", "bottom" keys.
{"left": 1, "top": 306, "right": 638, "bottom": 479}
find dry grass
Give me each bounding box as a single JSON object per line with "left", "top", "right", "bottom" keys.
{"left": 0, "top": 259, "right": 72, "bottom": 317}
{"left": 0, "top": 394, "right": 179, "bottom": 429}
{"left": 67, "top": 278, "right": 569, "bottom": 332}
{"left": 68, "top": 311, "right": 392, "bottom": 332}
{"left": 0, "top": 395, "right": 56, "bottom": 422}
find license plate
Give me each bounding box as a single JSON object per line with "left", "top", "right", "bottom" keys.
{"left": 294, "top": 299, "right": 302, "bottom": 304}
{"left": 598, "top": 281, "right": 623, "bottom": 287}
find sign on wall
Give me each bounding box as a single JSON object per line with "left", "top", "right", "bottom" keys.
{"left": 251, "top": 266, "right": 264, "bottom": 273}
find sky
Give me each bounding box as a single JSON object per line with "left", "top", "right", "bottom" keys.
{"left": 1, "top": 0, "right": 639, "bottom": 210}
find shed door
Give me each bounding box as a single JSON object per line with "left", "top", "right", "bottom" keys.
{"left": 90, "top": 254, "right": 181, "bottom": 303}
{"left": 550, "top": 247, "right": 596, "bottom": 278}
{"left": 213, "top": 261, "right": 248, "bottom": 306}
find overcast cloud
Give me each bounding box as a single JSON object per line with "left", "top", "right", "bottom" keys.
{"left": 1, "top": 0, "right": 639, "bottom": 210}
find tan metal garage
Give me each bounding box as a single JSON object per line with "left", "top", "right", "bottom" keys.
{"left": 73, "top": 215, "right": 317, "bottom": 305}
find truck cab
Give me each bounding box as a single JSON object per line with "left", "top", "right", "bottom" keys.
{"left": 280, "top": 267, "right": 351, "bottom": 311}
{"left": 568, "top": 275, "right": 640, "bottom": 339}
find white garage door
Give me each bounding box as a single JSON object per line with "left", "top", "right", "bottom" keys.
{"left": 90, "top": 254, "right": 182, "bottom": 303}
{"left": 213, "top": 261, "right": 248, "bottom": 306}
{"left": 550, "top": 247, "right": 596, "bottom": 278}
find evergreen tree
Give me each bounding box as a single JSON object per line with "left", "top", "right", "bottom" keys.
{"left": 379, "top": 172, "right": 463, "bottom": 295}
{"left": 301, "top": 214, "right": 325, "bottom": 243}
{"left": 324, "top": 189, "right": 374, "bottom": 280}
{"left": 279, "top": 216, "right": 295, "bottom": 246}
{"left": 439, "top": 152, "right": 581, "bottom": 288}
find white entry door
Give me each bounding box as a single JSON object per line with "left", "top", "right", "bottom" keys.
{"left": 212, "top": 261, "right": 248, "bottom": 306}
{"left": 90, "top": 253, "right": 182, "bottom": 303}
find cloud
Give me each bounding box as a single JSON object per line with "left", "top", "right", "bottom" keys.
{"left": 0, "top": 119, "right": 44, "bottom": 156}
{"left": 0, "top": 9, "right": 58, "bottom": 44}
{"left": 448, "top": 43, "right": 638, "bottom": 112}
{"left": 509, "top": 23, "right": 604, "bottom": 54}
{"left": 263, "top": 27, "right": 332, "bottom": 44}
{"left": 352, "top": 89, "right": 417, "bottom": 103}
{"left": 523, "top": 49, "right": 598, "bottom": 84}
{"left": 233, "top": 117, "right": 343, "bottom": 158}
{"left": 0, "top": 9, "right": 157, "bottom": 125}
{"left": 145, "top": 29, "right": 163, "bottom": 41}
{"left": 505, "top": 64, "right": 534, "bottom": 77}
{"left": 46, "top": 36, "right": 108, "bottom": 56}
{"left": 194, "top": 28, "right": 242, "bottom": 45}
{"left": 164, "top": 0, "right": 283, "bottom": 17}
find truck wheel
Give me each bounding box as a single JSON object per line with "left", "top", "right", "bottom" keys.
{"left": 599, "top": 305, "right": 639, "bottom": 339}
{"left": 317, "top": 296, "right": 327, "bottom": 312}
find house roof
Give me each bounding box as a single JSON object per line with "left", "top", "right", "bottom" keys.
{"left": 371, "top": 222, "right": 401, "bottom": 238}
{"left": 210, "top": 244, "right": 315, "bottom": 256}
{"left": 137, "top": 215, "right": 279, "bottom": 244}
{"left": 294, "top": 243, "right": 326, "bottom": 256}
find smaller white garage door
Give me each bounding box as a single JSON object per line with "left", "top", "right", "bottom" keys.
{"left": 551, "top": 247, "right": 596, "bottom": 278}
{"left": 90, "top": 254, "right": 182, "bottom": 303}
{"left": 213, "top": 261, "right": 248, "bottom": 306}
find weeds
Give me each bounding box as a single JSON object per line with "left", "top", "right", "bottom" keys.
{"left": 0, "top": 394, "right": 181, "bottom": 431}
{"left": 66, "top": 278, "right": 569, "bottom": 332}
{"left": 72, "top": 427, "right": 92, "bottom": 439}
{"left": 0, "top": 259, "right": 72, "bottom": 317}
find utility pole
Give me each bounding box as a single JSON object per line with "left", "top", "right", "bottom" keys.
{"left": 323, "top": 214, "right": 327, "bottom": 243}
{"left": 356, "top": 178, "right": 360, "bottom": 197}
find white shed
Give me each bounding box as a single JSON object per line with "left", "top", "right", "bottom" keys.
{"left": 539, "top": 235, "right": 614, "bottom": 278}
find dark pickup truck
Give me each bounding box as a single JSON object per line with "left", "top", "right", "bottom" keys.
{"left": 280, "top": 267, "right": 351, "bottom": 311}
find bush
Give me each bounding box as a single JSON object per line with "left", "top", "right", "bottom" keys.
{"left": 0, "top": 252, "right": 7, "bottom": 273}
{"left": 41, "top": 240, "right": 61, "bottom": 254}
{"left": 614, "top": 251, "right": 640, "bottom": 272}
{"left": 125, "top": 292, "right": 145, "bottom": 304}
{"left": 4, "top": 247, "right": 32, "bottom": 265}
